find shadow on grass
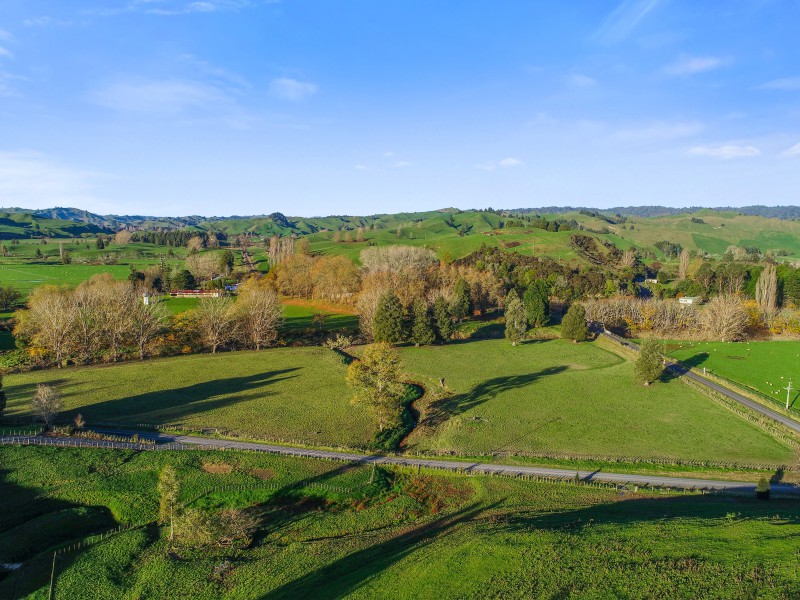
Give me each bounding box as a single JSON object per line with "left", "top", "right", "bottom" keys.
{"left": 56, "top": 368, "right": 300, "bottom": 426}
{"left": 0, "top": 467, "right": 117, "bottom": 599}
{"left": 660, "top": 352, "right": 709, "bottom": 383}
{"left": 422, "top": 366, "right": 568, "bottom": 430}
{"left": 496, "top": 493, "right": 800, "bottom": 534}
{"left": 261, "top": 502, "right": 496, "bottom": 600}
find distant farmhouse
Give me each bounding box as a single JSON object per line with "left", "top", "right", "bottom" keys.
{"left": 169, "top": 289, "right": 224, "bottom": 298}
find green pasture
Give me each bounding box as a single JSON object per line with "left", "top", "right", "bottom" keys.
{"left": 282, "top": 302, "right": 359, "bottom": 333}
{"left": 2, "top": 445, "right": 800, "bottom": 598}
{"left": 668, "top": 340, "right": 800, "bottom": 408}
{"left": 400, "top": 338, "right": 794, "bottom": 464}
{"left": 3, "top": 347, "right": 375, "bottom": 448}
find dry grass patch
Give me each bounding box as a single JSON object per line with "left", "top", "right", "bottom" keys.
{"left": 202, "top": 462, "right": 234, "bottom": 475}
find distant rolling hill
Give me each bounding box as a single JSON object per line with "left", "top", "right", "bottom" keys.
{"left": 1, "top": 205, "right": 800, "bottom": 263}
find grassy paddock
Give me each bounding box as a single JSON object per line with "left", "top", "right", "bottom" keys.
{"left": 3, "top": 347, "right": 375, "bottom": 448}
{"left": 400, "top": 338, "right": 795, "bottom": 465}
{"left": 2, "top": 445, "right": 800, "bottom": 599}
{"left": 668, "top": 340, "right": 800, "bottom": 409}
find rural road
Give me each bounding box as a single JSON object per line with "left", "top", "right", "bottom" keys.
{"left": 3, "top": 429, "right": 798, "bottom": 497}
{"left": 600, "top": 331, "right": 800, "bottom": 434}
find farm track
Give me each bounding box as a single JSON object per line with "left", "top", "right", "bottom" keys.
{"left": 3, "top": 430, "right": 798, "bottom": 497}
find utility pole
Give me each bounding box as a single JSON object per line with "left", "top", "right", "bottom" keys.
{"left": 785, "top": 380, "right": 794, "bottom": 410}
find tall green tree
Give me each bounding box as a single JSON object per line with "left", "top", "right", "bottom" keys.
{"left": 561, "top": 303, "right": 589, "bottom": 342}
{"left": 346, "top": 342, "right": 407, "bottom": 430}
{"left": 450, "top": 278, "right": 472, "bottom": 321}
{"left": 373, "top": 291, "right": 405, "bottom": 343}
{"left": 504, "top": 289, "right": 528, "bottom": 346}
{"left": 0, "top": 372, "right": 6, "bottom": 421}
{"left": 410, "top": 299, "right": 436, "bottom": 347}
{"left": 523, "top": 280, "right": 550, "bottom": 327}
{"left": 220, "top": 250, "right": 235, "bottom": 274}
{"left": 158, "top": 465, "right": 180, "bottom": 542}
{"left": 433, "top": 297, "right": 455, "bottom": 343}
{"left": 635, "top": 338, "right": 664, "bottom": 386}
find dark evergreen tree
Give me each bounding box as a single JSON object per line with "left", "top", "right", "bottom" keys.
{"left": 635, "top": 338, "right": 663, "bottom": 385}
{"left": 450, "top": 278, "right": 472, "bottom": 321}
{"left": 504, "top": 289, "right": 528, "bottom": 346}
{"left": 433, "top": 297, "right": 455, "bottom": 343}
{"left": 220, "top": 250, "right": 235, "bottom": 273}
{"left": 373, "top": 291, "right": 405, "bottom": 343}
{"left": 171, "top": 269, "right": 197, "bottom": 290}
{"left": 95, "top": 236, "right": 105, "bottom": 250}
{"left": 523, "top": 280, "right": 550, "bottom": 327}
{"left": 410, "top": 299, "right": 436, "bottom": 347}
{"left": 561, "top": 303, "right": 589, "bottom": 342}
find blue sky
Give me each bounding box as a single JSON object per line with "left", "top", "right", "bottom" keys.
{"left": 0, "top": 0, "right": 799, "bottom": 216}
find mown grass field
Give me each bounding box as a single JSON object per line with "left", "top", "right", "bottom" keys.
{"left": 3, "top": 347, "right": 375, "bottom": 448}
{"left": 2, "top": 445, "right": 800, "bottom": 599}
{"left": 668, "top": 340, "right": 800, "bottom": 408}
{"left": 400, "top": 338, "right": 795, "bottom": 465}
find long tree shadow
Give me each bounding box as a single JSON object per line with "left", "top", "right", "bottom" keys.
{"left": 422, "top": 366, "right": 568, "bottom": 429}
{"left": 56, "top": 368, "right": 300, "bottom": 427}
{"left": 260, "top": 502, "right": 497, "bottom": 600}
{"left": 0, "top": 467, "right": 118, "bottom": 598}
{"left": 495, "top": 493, "right": 800, "bottom": 535}
{"left": 660, "top": 352, "right": 709, "bottom": 382}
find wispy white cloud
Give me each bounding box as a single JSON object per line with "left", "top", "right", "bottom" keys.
{"left": 23, "top": 16, "right": 76, "bottom": 27}
{"left": 391, "top": 161, "right": 411, "bottom": 169}
{"left": 0, "top": 151, "right": 109, "bottom": 209}
{"left": 592, "top": 0, "right": 661, "bottom": 44}
{"left": 664, "top": 56, "right": 728, "bottom": 77}
{"left": 354, "top": 164, "right": 367, "bottom": 170}
{"left": 569, "top": 73, "right": 597, "bottom": 87}
{"left": 0, "top": 47, "right": 12, "bottom": 59}
{"left": 87, "top": 0, "right": 278, "bottom": 18}
{"left": 89, "top": 78, "right": 227, "bottom": 116}
{"left": 781, "top": 142, "right": 800, "bottom": 157}
{"left": 476, "top": 158, "right": 523, "bottom": 171}
{"left": 0, "top": 28, "right": 12, "bottom": 41}
{"left": 688, "top": 144, "right": 760, "bottom": 159}
{"left": 613, "top": 121, "right": 704, "bottom": 142}
{"left": 756, "top": 77, "right": 800, "bottom": 91}
{"left": 269, "top": 77, "right": 318, "bottom": 101}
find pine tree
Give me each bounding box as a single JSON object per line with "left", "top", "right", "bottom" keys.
{"left": 450, "top": 278, "right": 472, "bottom": 321}
{"left": 410, "top": 299, "right": 436, "bottom": 347}
{"left": 373, "top": 291, "right": 405, "bottom": 343}
{"left": 504, "top": 289, "right": 528, "bottom": 346}
{"left": 433, "top": 297, "right": 455, "bottom": 342}
{"left": 523, "top": 280, "right": 550, "bottom": 327}
{"left": 561, "top": 303, "right": 589, "bottom": 342}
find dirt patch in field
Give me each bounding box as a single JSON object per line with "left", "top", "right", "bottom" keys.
{"left": 202, "top": 462, "right": 234, "bottom": 475}
{"left": 250, "top": 468, "right": 275, "bottom": 480}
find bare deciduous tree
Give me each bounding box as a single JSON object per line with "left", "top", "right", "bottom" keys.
{"left": 700, "top": 294, "right": 749, "bottom": 341}
{"left": 23, "top": 286, "right": 76, "bottom": 367}
{"left": 131, "top": 298, "right": 170, "bottom": 359}
{"left": 194, "top": 296, "right": 237, "bottom": 353}
{"left": 31, "top": 384, "right": 62, "bottom": 426}
{"left": 678, "top": 249, "right": 690, "bottom": 281}
{"left": 755, "top": 263, "right": 778, "bottom": 315}
{"left": 235, "top": 280, "right": 283, "bottom": 349}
